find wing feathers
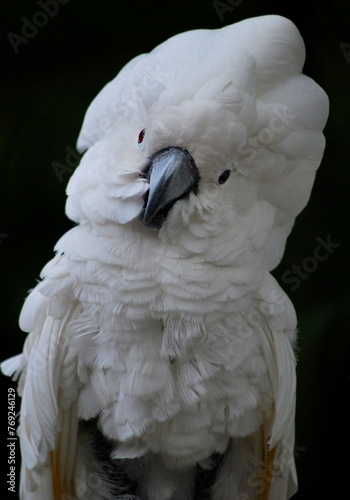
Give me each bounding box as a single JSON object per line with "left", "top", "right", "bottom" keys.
{"left": 14, "top": 253, "right": 81, "bottom": 497}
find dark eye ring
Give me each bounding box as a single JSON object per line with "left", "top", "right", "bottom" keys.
{"left": 137, "top": 129, "right": 146, "bottom": 145}
{"left": 218, "top": 167, "right": 232, "bottom": 185}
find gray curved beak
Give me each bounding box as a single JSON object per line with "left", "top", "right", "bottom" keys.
{"left": 140, "top": 147, "right": 200, "bottom": 230}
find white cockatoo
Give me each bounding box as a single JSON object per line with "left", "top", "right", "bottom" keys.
{"left": 2, "top": 15, "right": 328, "bottom": 500}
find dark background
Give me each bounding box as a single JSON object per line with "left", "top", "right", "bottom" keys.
{"left": 1, "top": 1, "right": 349, "bottom": 498}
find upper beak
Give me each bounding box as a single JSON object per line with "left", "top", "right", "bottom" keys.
{"left": 140, "top": 147, "right": 200, "bottom": 230}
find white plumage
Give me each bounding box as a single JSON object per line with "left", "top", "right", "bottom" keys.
{"left": 2, "top": 15, "right": 328, "bottom": 499}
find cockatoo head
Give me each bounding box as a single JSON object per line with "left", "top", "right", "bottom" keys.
{"left": 67, "top": 16, "right": 328, "bottom": 265}
{"left": 137, "top": 79, "right": 251, "bottom": 233}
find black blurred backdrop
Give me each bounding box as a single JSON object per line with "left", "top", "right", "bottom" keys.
{"left": 1, "top": 1, "right": 349, "bottom": 498}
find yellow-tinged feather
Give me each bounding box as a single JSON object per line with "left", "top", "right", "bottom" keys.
{"left": 261, "top": 446, "right": 277, "bottom": 500}
{"left": 50, "top": 450, "right": 62, "bottom": 500}
{"left": 49, "top": 406, "right": 79, "bottom": 499}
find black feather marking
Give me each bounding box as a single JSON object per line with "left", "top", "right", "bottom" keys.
{"left": 78, "top": 418, "right": 138, "bottom": 497}
{"left": 194, "top": 453, "right": 225, "bottom": 500}
{"left": 79, "top": 419, "right": 225, "bottom": 499}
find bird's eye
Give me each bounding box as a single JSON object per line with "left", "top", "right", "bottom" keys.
{"left": 137, "top": 129, "right": 146, "bottom": 145}
{"left": 217, "top": 167, "right": 232, "bottom": 185}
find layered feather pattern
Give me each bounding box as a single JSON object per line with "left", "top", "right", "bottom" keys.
{"left": 1, "top": 15, "right": 328, "bottom": 500}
